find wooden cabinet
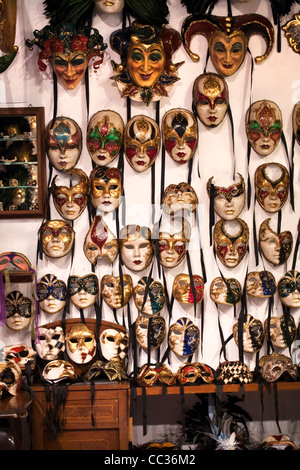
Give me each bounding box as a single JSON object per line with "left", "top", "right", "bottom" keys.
{"left": 31, "top": 381, "right": 130, "bottom": 450}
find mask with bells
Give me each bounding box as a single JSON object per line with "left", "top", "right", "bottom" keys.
{"left": 292, "top": 101, "right": 300, "bottom": 145}
{"left": 87, "top": 110, "right": 124, "bottom": 166}
{"left": 215, "top": 361, "right": 253, "bottom": 384}
{"left": 176, "top": 362, "right": 214, "bottom": 385}
{"left": 133, "top": 277, "right": 165, "bottom": 315}
{"left": 135, "top": 315, "right": 166, "bottom": 350}
{"left": 254, "top": 162, "right": 289, "bottom": 213}
{"left": 42, "top": 359, "right": 77, "bottom": 384}
{"left": 154, "top": 217, "right": 191, "bottom": 269}
{"left": 119, "top": 225, "right": 153, "bottom": 272}
{"left": 51, "top": 169, "right": 90, "bottom": 221}
{"left": 5, "top": 290, "right": 32, "bottom": 331}
{"left": 172, "top": 273, "right": 204, "bottom": 305}
{"left": 125, "top": 115, "right": 160, "bottom": 172}
{"left": 233, "top": 314, "right": 264, "bottom": 354}
{"left": 4, "top": 344, "right": 37, "bottom": 370}
{"left": 246, "top": 271, "right": 276, "bottom": 298}
{"left": 37, "top": 273, "right": 67, "bottom": 314}
{"left": 68, "top": 274, "right": 99, "bottom": 309}
{"left": 193, "top": 73, "right": 229, "bottom": 127}
{"left": 41, "top": 220, "right": 75, "bottom": 259}
{"left": 206, "top": 173, "right": 245, "bottom": 220}
{"left": 264, "top": 314, "right": 297, "bottom": 349}
{"left": 84, "top": 215, "right": 119, "bottom": 266}
{"left": 35, "top": 326, "right": 65, "bottom": 361}
{"left": 0, "top": 362, "right": 22, "bottom": 396}
{"left": 162, "top": 108, "right": 198, "bottom": 164}
{"left": 137, "top": 362, "right": 176, "bottom": 387}
{"left": 213, "top": 218, "right": 249, "bottom": 268}
{"left": 94, "top": 0, "right": 124, "bottom": 14}
{"left": 168, "top": 317, "right": 200, "bottom": 357}
{"left": 101, "top": 274, "right": 133, "bottom": 309}
{"left": 46, "top": 117, "right": 82, "bottom": 172}
{"left": 259, "top": 218, "right": 292, "bottom": 266}
{"left": 162, "top": 182, "right": 198, "bottom": 216}
{"left": 278, "top": 270, "right": 300, "bottom": 308}
{"left": 100, "top": 328, "right": 129, "bottom": 362}
{"left": 90, "top": 166, "right": 122, "bottom": 213}
{"left": 66, "top": 323, "right": 96, "bottom": 365}
{"left": 259, "top": 352, "right": 298, "bottom": 383}
{"left": 209, "top": 277, "right": 241, "bottom": 305}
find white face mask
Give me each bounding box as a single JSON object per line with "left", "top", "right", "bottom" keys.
{"left": 42, "top": 360, "right": 77, "bottom": 383}
{"left": 4, "top": 344, "right": 37, "bottom": 369}
{"left": 119, "top": 225, "right": 153, "bottom": 272}
{"left": 100, "top": 328, "right": 129, "bottom": 361}
{"left": 66, "top": 323, "right": 96, "bottom": 364}
{"left": 35, "top": 326, "right": 65, "bottom": 361}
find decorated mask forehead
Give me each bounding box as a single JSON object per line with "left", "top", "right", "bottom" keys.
{"left": 172, "top": 273, "right": 204, "bottom": 305}
{"left": 5, "top": 290, "right": 32, "bottom": 331}
{"left": 51, "top": 169, "right": 89, "bottom": 221}
{"left": 90, "top": 166, "right": 122, "bottom": 213}
{"left": 119, "top": 224, "right": 153, "bottom": 272}
{"left": 87, "top": 110, "right": 124, "bottom": 166}
{"left": 259, "top": 352, "right": 298, "bottom": 382}
{"left": 42, "top": 359, "right": 77, "bottom": 383}
{"left": 233, "top": 315, "right": 264, "bottom": 353}
{"left": 84, "top": 215, "right": 119, "bottom": 266}
{"left": 210, "top": 277, "right": 241, "bottom": 305}
{"left": 207, "top": 173, "right": 245, "bottom": 220}
{"left": 4, "top": 344, "right": 37, "bottom": 369}
{"left": 162, "top": 108, "right": 198, "bottom": 163}
{"left": 0, "top": 361, "right": 22, "bottom": 396}
{"left": 35, "top": 326, "right": 65, "bottom": 361}
{"left": 259, "top": 218, "right": 292, "bottom": 266}
{"left": 66, "top": 323, "right": 96, "bottom": 364}
{"left": 125, "top": 115, "right": 160, "bottom": 172}
{"left": 265, "top": 314, "right": 297, "bottom": 349}
{"left": 215, "top": 361, "right": 253, "bottom": 384}
{"left": 168, "top": 317, "right": 200, "bottom": 357}
{"left": 278, "top": 270, "right": 300, "bottom": 308}
{"left": 292, "top": 101, "right": 300, "bottom": 145}
{"left": 162, "top": 182, "right": 198, "bottom": 215}
{"left": 101, "top": 274, "right": 133, "bottom": 309}
{"left": 255, "top": 163, "right": 289, "bottom": 213}
{"left": 133, "top": 276, "right": 165, "bottom": 315}
{"left": 154, "top": 217, "right": 191, "bottom": 268}
{"left": 135, "top": 315, "right": 166, "bottom": 350}
{"left": 246, "top": 271, "right": 276, "bottom": 298}
{"left": 46, "top": 117, "right": 82, "bottom": 172}
{"left": 193, "top": 73, "right": 229, "bottom": 127}
{"left": 213, "top": 218, "right": 249, "bottom": 268}
{"left": 41, "top": 220, "right": 75, "bottom": 258}
{"left": 246, "top": 100, "right": 282, "bottom": 156}
{"left": 68, "top": 274, "right": 99, "bottom": 309}
{"left": 94, "top": 0, "right": 124, "bottom": 14}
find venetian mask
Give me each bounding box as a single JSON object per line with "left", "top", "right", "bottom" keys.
{"left": 162, "top": 182, "right": 198, "bottom": 216}
{"left": 246, "top": 100, "right": 282, "bottom": 156}
{"left": 209, "top": 277, "right": 241, "bottom": 305}
{"left": 213, "top": 218, "right": 249, "bottom": 268}
{"left": 101, "top": 274, "right": 133, "bottom": 309}
{"left": 90, "top": 166, "right": 122, "bottom": 213}
{"left": 4, "top": 344, "right": 37, "bottom": 370}
{"left": 5, "top": 290, "right": 32, "bottom": 331}
{"left": 215, "top": 361, "right": 253, "bottom": 384}
{"left": 0, "top": 251, "right": 33, "bottom": 272}
{"left": 135, "top": 315, "right": 166, "bottom": 350}
{"left": 35, "top": 326, "right": 65, "bottom": 361}
{"left": 278, "top": 270, "right": 300, "bottom": 308}
{"left": 264, "top": 314, "right": 297, "bottom": 349}
{"left": 193, "top": 73, "right": 229, "bottom": 127}
{"left": 176, "top": 362, "right": 214, "bottom": 385}
{"left": 94, "top": 0, "right": 124, "bottom": 14}
{"left": 51, "top": 169, "right": 90, "bottom": 220}
{"left": 292, "top": 101, "right": 300, "bottom": 145}
{"left": 260, "top": 434, "right": 298, "bottom": 451}
{"left": 37, "top": 273, "right": 67, "bottom": 314}
{"left": 87, "top": 110, "right": 124, "bottom": 166}
{"left": 84, "top": 215, "right": 119, "bottom": 266}
{"left": 42, "top": 359, "right": 77, "bottom": 384}
{"left": 246, "top": 271, "right": 276, "bottom": 298}
{"left": 41, "top": 220, "right": 75, "bottom": 258}
{"left": 66, "top": 323, "right": 96, "bottom": 365}
{"left": 119, "top": 225, "right": 153, "bottom": 272}
{"left": 68, "top": 274, "right": 99, "bottom": 309}
{"left": 125, "top": 115, "right": 160, "bottom": 172}
{"left": 100, "top": 328, "right": 129, "bottom": 362}
{"left": 133, "top": 277, "right": 165, "bottom": 315}
{"left": 154, "top": 217, "right": 191, "bottom": 268}
{"left": 259, "top": 352, "right": 298, "bottom": 382}
{"left": 172, "top": 273, "right": 204, "bottom": 305}
{"left": 206, "top": 173, "right": 245, "bottom": 220}
{"left": 233, "top": 314, "right": 264, "bottom": 353}
{"left": 46, "top": 117, "right": 82, "bottom": 172}
{"left": 162, "top": 108, "right": 198, "bottom": 163}
{"left": 182, "top": 13, "right": 274, "bottom": 77}
{"left": 259, "top": 218, "right": 292, "bottom": 266}
{"left": 0, "top": 362, "right": 22, "bottom": 396}
{"left": 255, "top": 163, "right": 289, "bottom": 213}
{"left": 168, "top": 317, "right": 200, "bottom": 357}
{"left": 137, "top": 362, "right": 176, "bottom": 387}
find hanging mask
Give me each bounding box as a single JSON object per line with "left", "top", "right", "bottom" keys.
{"left": 292, "top": 101, "right": 300, "bottom": 145}
{"left": 162, "top": 182, "right": 198, "bottom": 216}
{"left": 182, "top": 13, "right": 274, "bottom": 77}
{"left": 101, "top": 274, "right": 133, "bottom": 309}
{"left": 66, "top": 323, "right": 96, "bottom": 365}
{"left": 37, "top": 273, "right": 67, "bottom": 314}
{"left": 162, "top": 108, "right": 198, "bottom": 163}
{"left": 259, "top": 218, "right": 292, "bottom": 266}
{"left": 172, "top": 273, "right": 204, "bottom": 305}
{"left": 87, "top": 110, "right": 124, "bottom": 166}
{"left": 278, "top": 270, "right": 300, "bottom": 308}
{"left": 0, "top": 362, "right": 22, "bottom": 397}
{"left": 135, "top": 315, "right": 166, "bottom": 350}
{"left": 168, "top": 317, "right": 200, "bottom": 357}
{"left": 246, "top": 271, "right": 276, "bottom": 298}
{"left": 68, "top": 274, "right": 99, "bottom": 309}
{"left": 233, "top": 314, "right": 264, "bottom": 354}
{"left": 264, "top": 314, "right": 297, "bottom": 349}
{"left": 246, "top": 100, "right": 282, "bottom": 156}
{"left": 209, "top": 277, "right": 241, "bottom": 305}
{"left": 5, "top": 290, "right": 32, "bottom": 331}
{"left": 207, "top": 173, "right": 245, "bottom": 220}
{"left": 255, "top": 163, "right": 289, "bottom": 213}
{"left": 215, "top": 361, "right": 253, "bottom": 384}
{"left": 42, "top": 360, "right": 77, "bottom": 384}
{"left": 94, "top": 0, "right": 124, "bottom": 14}
{"left": 133, "top": 277, "right": 165, "bottom": 315}
{"left": 100, "top": 328, "right": 129, "bottom": 362}
{"left": 51, "top": 169, "right": 90, "bottom": 220}
{"left": 110, "top": 21, "right": 183, "bottom": 105}
{"left": 90, "top": 166, "right": 122, "bottom": 213}
{"left": 4, "top": 344, "right": 37, "bottom": 370}
{"left": 154, "top": 217, "right": 191, "bottom": 268}
{"left": 41, "top": 220, "right": 75, "bottom": 259}
{"left": 119, "top": 225, "right": 153, "bottom": 272}
{"left": 137, "top": 362, "right": 176, "bottom": 387}
{"left": 125, "top": 115, "right": 160, "bottom": 172}
{"left": 46, "top": 117, "right": 82, "bottom": 172}
{"left": 176, "top": 362, "right": 214, "bottom": 385}
{"left": 213, "top": 218, "right": 249, "bottom": 268}
{"left": 259, "top": 352, "right": 298, "bottom": 383}
{"left": 193, "top": 73, "right": 229, "bottom": 127}
{"left": 84, "top": 215, "right": 119, "bottom": 266}
{"left": 35, "top": 326, "right": 65, "bottom": 361}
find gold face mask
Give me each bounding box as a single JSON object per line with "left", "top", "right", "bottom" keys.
{"left": 172, "top": 273, "right": 204, "bottom": 304}
{"left": 162, "top": 182, "right": 198, "bottom": 216}
{"left": 246, "top": 100, "right": 282, "bottom": 156}
{"left": 101, "top": 274, "right": 133, "bottom": 309}
{"left": 162, "top": 108, "right": 198, "bottom": 163}
{"left": 84, "top": 215, "right": 119, "bottom": 266}
{"left": 41, "top": 220, "right": 75, "bottom": 258}
{"left": 51, "top": 169, "right": 90, "bottom": 220}
{"left": 90, "top": 166, "right": 122, "bottom": 213}
{"left": 255, "top": 162, "right": 289, "bottom": 213}
{"left": 66, "top": 323, "right": 96, "bottom": 364}
{"left": 213, "top": 218, "right": 249, "bottom": 268}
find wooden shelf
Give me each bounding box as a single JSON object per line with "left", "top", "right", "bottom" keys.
{"left": 1, "top": 271, "right": 35, "bottom": 283}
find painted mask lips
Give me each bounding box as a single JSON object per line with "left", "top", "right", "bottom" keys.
{"left": 208, "top": 116, "right": 217, "bottom": 123}
{"left": 136, "top": 160, "right": 145, "bottom": 166}
{"left": 133, "top": 260, "right": 142, "bottom": 266}
{"left": 176, "top": 152, "right": 186, "bottom": 159}
{"left": 97, "top": 155, "right": 107, "bottom": 161}
{"left": 261, "top": 144, "right": 270, "bottom": 149}
{"left": 58, "top": 161, "right": 67, "bottom": 168}
{"left": 222, "top": 63, "right": 233, "bottom": 70}
{"left": 139, "top": 73, "right": 153, "bottom": 81}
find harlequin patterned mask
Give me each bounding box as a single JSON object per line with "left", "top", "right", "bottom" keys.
{"left": 193, "top": 73, "right": 229, "bottom": 127}
{"left": 278, "top": 270, "right": 300, "bottom": 308}
{"left": 168, "top": 317, "right": 200, "bottom": 357}
{"left": 215, "top": 361, "right": 253, "bottom": 384}
{"left": 162, "top": 108, "right": 198, "bottom": 163}
{"left": 119, "top": 225, "right": 153, "bottom": 272}
{"left": 259, "top": 352, "right": 298, "bottom": 382}
{"left": 46, "top": 117, "right": 82, "bottom": 172}
{"left": 68, "top": 274, "right": 99, "bottom": 309}
{"left": 37, "top": 274, "right": 67, "bottom": 314}
{"left": 4, "top": 344, "right": 37, "bottom": 370}
{"left": 90, "top": 166, "right": 122, "bottom": 213}
{"left": 264, "top": 314, "right": 297, "bottom": 349}
{"left": 172, "top": 273, "right": 204, "bottom": 305}
{"left": 133, "top": 277, "right": 165, "bottom": 315}
{"left": 94, "top": 0, "right": 124, "bottom": 14}
{"left": 213, "top": 218, "right": 249, "bottom": 268}
{"left": 42, "top": 360, "right": 77, "bottom": 384}
{"left": 259, "top": 218, "right": 292, "bottom": 266}
{"left": 154, "top": 217, "right": 191, "bottom": 268}
{"left": 84, "top": 215, "right": 119, "bottom": 266}
{"left": 5, "top": 290, "right": 32, "bottom": 331}
{"left": 207, "top": 173, "right": 245, "bottom": 220}
{"left": 162, "top": 182, "right": 198, "bottom": 216}
{"left": 292, "top": 101, "right": 300, "bottom": 145}
{"left": 0, "top": 362, "right": 22, "bottom": 396}
{"left": 101, "top": 274, "right": 133, "bottom": 309}
{"left": 41, "top": 220, "right": 75, "bottom": 258}
{"left": 255, "top": 163, "right": 289, "bottom": 213}
{"left": 246, "top": 271, "right": 276, "bottom": 298}
{"left": 66, "top": 323, "right": 96, "bottom": 364}
{"left": 125, "top": 115, "right": 160, "bottom": 172}
{"left": 233, "top": 314, "right": 264, "bottom": 353}
{"left": 135, "top": 315, "right": 166, "bottom": 350}
{"left": 100, "top": 328, "right": 129, "bottom": 362}
{"left": 210, "top": 277, "right": 241, "bottom": 305}
{"left": 87, "top": 110, "right": 124, "bottom": 166}
{"left": 246, "top": 100, "right": 282, "bottom": 156}
{"left": 35, "top": 326, "right": 65, "bottom": 361}
{"left": 51, "top": 169, "right": 90, "bottom": 220}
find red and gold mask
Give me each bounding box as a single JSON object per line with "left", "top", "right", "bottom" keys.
{"left": 41, "top": 220, "right": 75, "bottom": 258}
{"left": 207, "top": 173, "right": 245, "bottom": 220}
{"left": 154, "top": 218, "right": 191, "bottom": 268}
{"left": 162, "top": 182, "right": 198, "bottom": 216}
{"left": 125, "top": 115, "right": 160, "bottom": 172}
{"left": 84, "top": 215, "right": 118, "bottom": 266}
{"left": 255, "top": 163, "right": 289, "bottom": 213}
{"left": 172, "top": 273, "right": 204, "bottom": 305}
{"left": 246, "top": 100, "right": 282, "bottom": 156}
{"left": 90, "top": 166, "right": 122, "bottom": 213}
{"left": 193, "top": 73, "right": 229, "bottom": 127}
{"left": 51, "top": 169, "right": 89, "bottom": 220}
{"left": 213, "top": 218, "right": 249, "bottom": 268}
{"left": 162, "top": 108, "right": 198, "bottom": 163}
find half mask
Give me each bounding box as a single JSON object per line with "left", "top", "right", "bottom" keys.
{"left": 4, "top": 344, "right": 37, "bottom": 370}
{"left": 176, "top": 362, "right": 214, "bottom": 385}
{"left": 246, "top": 100, "right": 282, "bottom": 156}
{"left": 207, "top": 173, "right": 245, "bottom": 220}
{"left": 66, "top": 323, "right": 96, "bottom": 365}
{"left": 94, "top": 0, "right": 124, "bottom": 14}
{"left": 119, "top": 224, "right": 153, "bottom": 272}
{"left": 42, "top": 359, "right": 77, "bottom": 384}
{"left": 46, "top": 117, "right": 82, "bottom": 172}
{"left": 51, "top": 169, "right": 90, "bottom": 220}
{"left": 41, "top": 220, "right": 75, "bottom": 258}
{"left": 259, "top": 352, "right": 298, "bottom": 382}
{"left": 278, "top": 270, "right": 300, "bottom": 308}
{"left": 193, "top": 73, "right": 229, "bottom": 127}
{"left": 168, "top": 317, "right": 200, "bottom": 357}
{"left": 137, "top": 362, "right": 176, "bottom": 387}
{"left": 210, "top": 277, "right": 241, "bottom": 305}
{"left": 90, "top": 166, "right": 122, "bottom": 213}
{"left": 254, "top": 162, "right": 289, "bottom": 213}
{"left": 5, "top": 290, "right": 32, "bottom": 331}
{"left": 292, "top": 101, "right": 300, "bottom": 145}
{"left": 68, "top": 274, "right": 99, "bottom": 309}
{"left": 35, "top": 326, "right": 65, "bottom": 361}
{"left": 84, "top": 215, "right": 119, "bottom": 266}
{"left": 260, "top": 434, "right": 298, "bottom": 451}
{"left": 0, "top": 251, "right": 33, "bottom": 273}
{"left": 162, "top": 182, "right": 198, "bottom": 216}
{"left": 37, "top": 273, "right": 67, "bottom": 314}
{"left": 135, "top": 315, "right": 166, "bottom": 350}
{"left": 100, "top": 328, "right": 129, "bottom": 362}
{"left": 246, "top": 271, "right": 276, "bottom": 298}
{"left": 162, "top": 108, "right": 198, "bottom": 163}
{"left": 85, "top": 360, "right": 127, "bottom": 382}
{"left": 213, "top": 218, "right": 249, "bottom": 268}
{"left": 0, "top": 362, "right": 22, "bottom": 396}
{"left": 101, "top": 274, "right": 133, "bottom": 309}
{"left": 215, "top": 361, "right": 253, "bottom": 384}
{"left": 154, "top": 217, "right": 191, "bottom": 268}
{"left": 133, "top": 277, "right": 165, "bottom": 315}
{"left": 233, "top": 314, "right": 264, "bottom": 354}
{"left": 259, "top": 218, "right": 292, "bottom": 266}
{"left": 172, "top": 273, "right": 204, "bottom": 305}
{"left": 264, "top": 314, "right": 297, "bottom": 349}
